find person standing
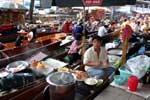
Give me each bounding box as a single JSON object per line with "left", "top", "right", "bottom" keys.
{"left": 62, "top": 19, "right": 72, "bottom": 34}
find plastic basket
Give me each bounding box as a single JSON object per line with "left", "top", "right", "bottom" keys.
{"left": 113, "top": 75, "right": 126, "bottom": 85}
{"left": 119, "top": 67, "right": 132, "bottom": 80}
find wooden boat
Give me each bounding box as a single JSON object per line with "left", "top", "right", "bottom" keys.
{"left": 0, "top": 30, "right": 120, "bottom": 100}
{"left": 0, "top": 32, "right": 67, "bottom": 67}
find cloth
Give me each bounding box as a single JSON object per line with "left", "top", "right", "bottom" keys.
{"left": 98, "top": 26, "right": 108, "bottom": 37}
{"left": 15, "top": 35, "right": 24, "bottom": 46}
{"left": 135, "top": 25, "right": 141, "bottom": 33}
{"left": 83, "top": 47, "right": 108, "bottom": 71}
{"left": 68, "top": 40, "right": 81, "bottom": 65}
{"left": 62, "top": 22, "right": 72, "bottom": 33}
{"left": 86, "top": 67, "right": 115, "bottom": 79}
{"left": 121, "top": 25, "right": 133, "bottom": 42}
{"left": 68, "top": 40, "right": 80, "bottom": 54}
{"left": 68, "top": 53, "right": 81, "bottom": 65}
{"left": 27, "top": 31, "right": 33, "bottom": 42}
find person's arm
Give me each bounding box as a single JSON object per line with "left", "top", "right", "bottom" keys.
{"left": 77, "top": 42, "right": 84, "bottom": 50}
{"left": 85, "top": 60, "right": 103, "bottom": 68}
{"left": 83, "top": 48, "right": 103, "bottom": 68}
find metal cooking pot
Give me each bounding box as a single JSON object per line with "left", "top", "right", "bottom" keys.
{"left": 46, "top": 72, "right": 76, "bottom": 100}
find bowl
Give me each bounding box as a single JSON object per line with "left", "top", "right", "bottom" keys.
{"left": 113, "top": 75, "right": 126, "bottom": 85}
{"left": 84, "top": 78, "right": 98, "bottom": 86}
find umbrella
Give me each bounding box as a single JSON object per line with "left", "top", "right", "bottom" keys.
{"left": 0, "top": 2, "right": 27, "bottom": 11}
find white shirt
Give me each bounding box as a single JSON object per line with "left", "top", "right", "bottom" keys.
{"left": 83, "top": 47, "right": 108, "bottom": 71}
{"left": 27, "top": 31, "right": 33, "bottom": 41}
{"left": 98, "top": 26, "right": 108, "bottom": 37}
{"left": 135, "top": 25, "right": 141, "bottom": 33}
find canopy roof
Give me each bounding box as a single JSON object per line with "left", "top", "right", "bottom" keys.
{"left": 51, "top": 0, "right": 136, "bottom": 7}
{"left": 0, "top": 2, "right": 27, "bottom": 12}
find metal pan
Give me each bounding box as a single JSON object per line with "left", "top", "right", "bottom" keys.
{"left": 6, "top": 61, "right": 29, "bottom": 73}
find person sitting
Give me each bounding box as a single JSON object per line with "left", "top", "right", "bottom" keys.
{"left": 68, "top": 36, "right": 83, "bottom": 66}
{"left": 62, "top": 19, "right": 72, "bottom": 34}
{"left": 134, "top": 21, "right": 141, "bottom": 34}
{"left": 72, "top": 21, "right": 83, "bottom": 40}
{"left": 98, "top": 24, "right": 109, "bottom": 37}
{"left": 26, "top": 28, "right": 36, "bottom": 43}
{"left": 15, "top": 32, "right": 26, "bottom": 47}
{"left": 83, "top": 35, "right": 115, "bottom": 79}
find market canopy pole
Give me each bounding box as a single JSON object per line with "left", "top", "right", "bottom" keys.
{"left": 29, "top": 0, "right": 35, "bottom": 23}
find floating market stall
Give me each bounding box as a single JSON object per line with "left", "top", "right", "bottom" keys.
{"left": 0, "top": 2, "right": 27, "bottom": 25}
{"left": 0, "top": 0, "right": 138, "bottom": 100}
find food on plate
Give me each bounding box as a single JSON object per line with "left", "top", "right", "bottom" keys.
{"left": 37, "top": 62, "right": 45, "bottom": 69}
{"left": 0, "top": 71, "right": 9, "bottom": 77}
{"left": 8, "top": 64, "right": 25, "bottom": 73}
{"left": 84, "top": 78, "right": 98, "bottom": 85}
{"left": 75, "top": 71, "right": 88, "bottom": 81}
{"left": 6, "top": 61, "right": 28, "bottom": 73}
{"left": 31, "top": 60, "right": 38, "bottom": 67}
{"left": 57, "top": 67, "right": 69, "bottom": 72}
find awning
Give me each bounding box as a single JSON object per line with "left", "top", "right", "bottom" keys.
{"left": 50, "top": 0, "right": 136, "bottom": 7}
{"left": 0, "top": 2, "right": 27, "bottom": 12}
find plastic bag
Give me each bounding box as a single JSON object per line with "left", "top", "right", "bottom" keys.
{"left": 126, "top": 55, "right": 150, "bottom": 79}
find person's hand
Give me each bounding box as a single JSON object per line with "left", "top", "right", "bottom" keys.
{"left": 102, "top": 62, "right": 109, "bottom": 68}
{"left": 95, "top": 61, "right": 103, "bottom": 67}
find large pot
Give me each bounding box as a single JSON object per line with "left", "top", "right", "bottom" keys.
{"left": 46, "top": 72, "right": 76, "bottom": 100}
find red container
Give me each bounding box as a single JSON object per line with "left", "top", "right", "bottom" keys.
{"left": 128, "top": 75, "right": 138, "bottom": 91}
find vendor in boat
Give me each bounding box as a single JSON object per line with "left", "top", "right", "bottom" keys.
{"left": 97, "top": 24, "right": 109, "bottom": 37}
{"left": 68, "top": 36, "right": 83, "bottom": 65}
{"left": 62, "top": 19, "right": 72, "bottom": 34}
{"left": 26, "top": 28, "right": 36, "bottom": 43}
{"left": 83, "top": 35, "right": 115, "bottom": 79}
{"left": 15, "top": 30, "right": 27, "bottom": 47}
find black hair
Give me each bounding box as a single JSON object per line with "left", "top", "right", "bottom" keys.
{"left": 104, "top": 25, "right": 109, "bottom": 28}
{"left": 92, "top": 35, "right": 102, "bottom": 42}
{"left": 124, "top": 19, "right": 127, "bottom": 22}
{"left": 75, "top": 35, "right": 82, "bottom": 41}
{"left": 137, "top": 21, "right": 140, "bottom": 25}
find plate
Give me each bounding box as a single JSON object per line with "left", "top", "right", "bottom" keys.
{"left": 84, "top": 78, "right": 103, "bottom": 86}
{"left": 0, "top": 69, "right": 10, "bottom": 78}
{"left": 84, "top": 78, "right": 98, "bottom": 85}
{"left": 108, "top": 55, "right": 121, "bottom": 63}
{"left": 75, "top": 70, "right": 88, "bottom": 81}
{"left": 45, "top": 58, "right": 68, "bottom": 69}
{"left": 6, "top": 61, "right": 29, "bottom": 73}
{"left": 34, "top": 61, "right": 54, "bottom": 76}
{"left": 108, "top": 49, "right": 122, "bottom": 56}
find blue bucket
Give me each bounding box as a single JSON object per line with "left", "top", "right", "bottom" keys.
{"left": 119, "top": 67, "right": 132, "bottom": 81}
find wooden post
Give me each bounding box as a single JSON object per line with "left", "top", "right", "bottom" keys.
{"left": 120, "top": 25, "right": 133, "bottom": 66}
{"left": 121, "top": 35, "right": 129, "bottom": 66}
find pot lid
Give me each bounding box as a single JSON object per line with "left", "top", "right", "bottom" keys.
{"left": 46, "top": 72, "right": 76, "bottom": 86}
